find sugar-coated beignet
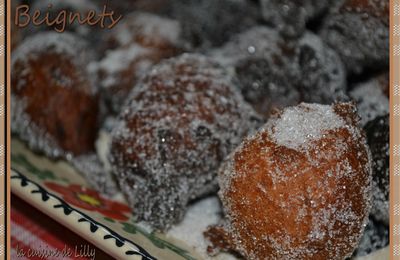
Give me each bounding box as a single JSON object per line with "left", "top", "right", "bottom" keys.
{"left": 109, "top": 54, "right": 261, "bottom": 230}
{"left": 218, "top": 102, "right": 372, "bottom": 259}
{"left": 12, "top": 32, "right": 99, "bottom": 158}
{"left": 211, "top": 27, "right": 348, "bottom": 119}
{"left": 94, "top": 12, "right": 183, "bottom": 114}
{"left": 320, "top": 0, "right": 389, "bottom": 74}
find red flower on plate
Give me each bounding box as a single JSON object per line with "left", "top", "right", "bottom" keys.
{"left": 44, "top": 182, "right": 131, "bottom": 221}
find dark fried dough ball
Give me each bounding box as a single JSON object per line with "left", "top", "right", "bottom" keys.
{"left": 260, "top": 0, "right": 330, "bottom": 38}
{"left": 350, "top": 74, "right": 389, "bottom": 126}
{"left": 94, "top": 12, "right": 184, "bottom": 114}
{"left": 211, "top": 27, "right": 300, "bottom": 118}
{"left": 109, "top": 54, "right": 261, "bottom": 230}
{"left": 211, "top": 27, "right": 347, "bottom": 119}
{"left": 11, "top": 32, "right": 99, "bottom": 158}
{"left": 320, "top": 0, "right": 389, "bottom": 74}
{"left": 295, "top": 32, "right": 348, "bottom": 105}
{"left": 218, "top": 102, "right": 371, "bottom": 259}
{"left": 353, "top": 217, "right": 389, "bottom": 257}
{"left": 365, "top": 114, "right": 389, "bottom": 225}
{"left": 169, "top": 0, "right": 260, "bottom": 49}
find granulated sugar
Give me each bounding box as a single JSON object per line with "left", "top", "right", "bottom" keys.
{"left": 350, "top": 78, "right": 389, "bottom": 126}
{"left": 167, "top": 196, "right": 235, "bottom": 260}
{"left": 268, "top": 103, "right": 345, "bottom": 151}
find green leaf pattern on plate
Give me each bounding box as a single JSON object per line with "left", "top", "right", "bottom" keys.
{"left": 12, "top": 152, "right": 197, "bottom": 260}
{"left": 121, "top": 222, "right": 196, "bottom": 260}
{"left": 12, "top": 153, "right": 59, "bottom": 181}
{"left": 104, "top": 217, "right": 116, "bottom": 223}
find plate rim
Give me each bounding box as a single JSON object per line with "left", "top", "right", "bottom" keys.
{"left": 11, "top": 168, "right": 157, "bottom": 260}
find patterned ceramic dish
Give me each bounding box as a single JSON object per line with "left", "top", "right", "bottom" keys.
{"left": 11, "top": 139, "right": 389, "bottom": 260}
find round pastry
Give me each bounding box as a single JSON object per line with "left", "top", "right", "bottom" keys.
{"left": 365, "top": 114, "right": 389, "bottom": 225}
{"left": 295, "top": 32, "right": 348, "bottom": 105}
{"left": 260, "top": 0, "right": 330, "bottom": 38}
{"left": 211, "top": 27, "right": 347, "bottom": 119}
{"left": 350, "top": 74, "right": 389, "bottom": 126}
{"left": 218, "top": 102, "right": 372, "bottom": 259}
{"left": 94, "top": 12, "right": 184, "bottom": 114}
{"left": 169, "top": 0, "right": 260, "bottom": 49}
{"left": 11, "top": 32, "right": 99, "bottom": 158}
{"left": 109, "top": 54, "right": 261, "bottom": 230}
{"left": 210, "top": 26, "right": 300, "bottom": 118}
{"left": 320, "top": 0, "right": 389, "bottom": 74}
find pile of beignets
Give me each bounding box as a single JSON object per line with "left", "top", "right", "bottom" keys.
{"left": 11, "top": 0, "right": 389, "bottom": 259}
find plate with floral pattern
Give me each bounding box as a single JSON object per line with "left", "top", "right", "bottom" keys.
{"left": 11, "top": 139, "right": 390, "bottom": 260}
{"left": 11, "top": 139, "right": 202, "bottom": 260}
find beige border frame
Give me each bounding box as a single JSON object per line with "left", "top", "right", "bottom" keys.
{"left": 0, "top": 1, "right": 398, "bottom": 260}
{"left": 6, "top": 0, "right": 9, "bottom": 256}
{"left": 0, "top": 0, "right": 7, "bottom": 257}
{"left": 392, "top": 0, "right": 400, "bottom": 259}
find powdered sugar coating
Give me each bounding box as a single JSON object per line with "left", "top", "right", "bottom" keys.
{"left": 166, "top": 196, "right": 237, "bottom": 260}
{"left": 91, "top": 45, "right": 153, "bottom": 113}
{"left": 106, "top": 12, "right": 183, "bottom": 50}
{"left": 12, "top": 32, "right": 94, "bottom": 85}
{"left": 71, "top": 153, "right": 119, "bottom": 197}
{"left": 350, "top": 76, "right": 389, "bottom": 126}
{"left": 211, "top": 26, "right": 292, "bottom": 68}
{"left": 218, "top": 102, "right": 372, "bottom": 259}
{"left": 92, "top": 12, "right": 183, "bottom": 114}
{"left": 109, "top": 53, "right": 261, "bottom": 230}
{"left": 96, "top": 45, "right": 152, "bottom": 80}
